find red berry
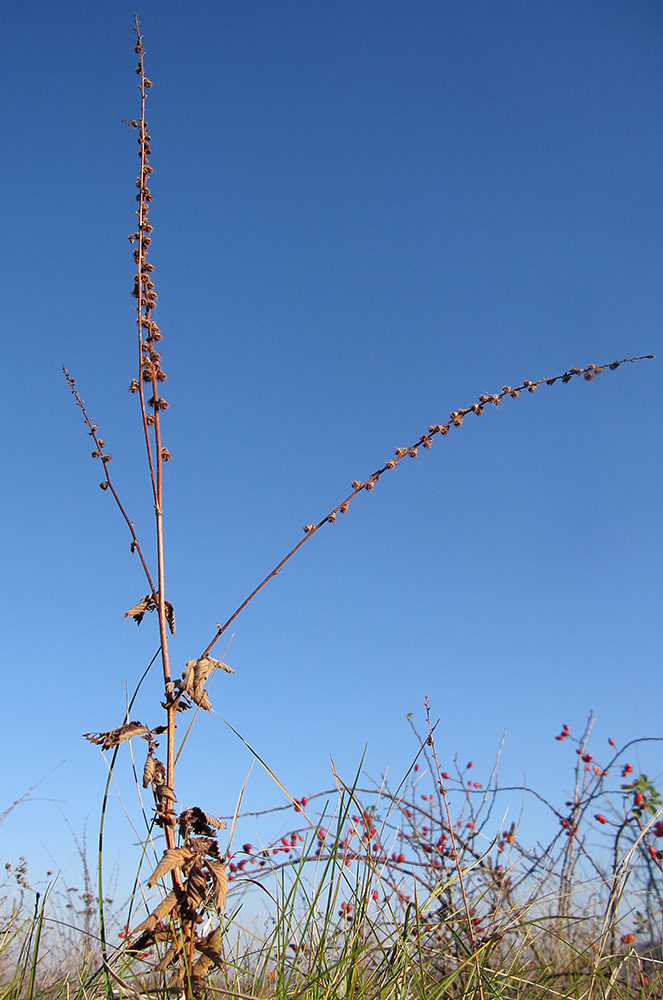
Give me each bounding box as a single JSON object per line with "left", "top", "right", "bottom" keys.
{"left": 595, "top": 814, "right": 607, "bottom": 824}
{"left": 441, "top": 772, "right": 450, "bottom": 780}
{"left": 608, "top": 738, "right": 616, "bottom": 746}
{"left": 467, "top": 761, "right": 474, "bottom": 769}
{"left": 242, "top": 843, "right": 253, "bottom": 853}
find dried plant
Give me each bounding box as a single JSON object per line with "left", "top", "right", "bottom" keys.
{"left": 61, "top": 17, "right": 656, "bottom": 1000}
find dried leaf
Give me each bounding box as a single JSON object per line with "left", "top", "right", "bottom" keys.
{"left": 142, "top": 754, "right": 156, "bottom": 789}
{"left": 165, "top": 600, "right": 176, "bottom": 635}
{"left": 184, "top": 862, "right": 208, "bottom": 910}
{"left": 205, "top": 858, "right": 228, "bottom": 910}
{"left": 183, "top": 656, "right": 232, "bottom": 711}
{"left": 203, "top": 811, "right": 227, "bottom": 830}
{"left": 83, "top": 721, "right": 149, "bottom": 750}
{"left": 124, "top": 594, "right": 156, "bottom": 625}
{"left": 147, "top": 847, "right": 193, "bottom": 887}
{"left": 195, "top": 926, "right": 224, "bottom": 968}
{"left": 156, "top": 940, "right": 184, "bottom": 973}
{"left": 179, "top": 806, "right": 227, "bottom": 837}
{"left": 131, "top": 887, "right": 181, "bottom": 937}
{"left": 189, "top": 837, "right": 216, "bottom": 855}
{"left": 155, "top": 783, "right": 177, "bottom": 802}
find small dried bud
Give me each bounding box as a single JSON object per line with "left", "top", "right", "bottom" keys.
{"left": 546, "top": 377, "right": 558, "bottom": 386}
{"left": 161, "top": 448, "right": 172, "bottom": 461}
{"left": 610, "top": 361, "right": 621, "bottom": 370}
{"left": 91, "top": 449, "right": 102, "bottom": 459}
{"left": 99, "top": 482, "right": 109, "bottom": 490}
{"left": 449, "top": 412, "right": 464, "bottom": 427}
{"left": 144, "top": 78, "right": 153, "bottom": 88}
{"left": 470, "top": 403, "right": 483, "bottom": 415}
{"left": 101, "top": 454, "right": 112, "bottom": 463}
{"left": 365, "top": 478, "right": 375, "bottom": 490}
{"left": 327, "top": 511, "right": 337, "bottom": 523}
{"left": 385, "top": 460, "right": 396, "bottom": 469}
{"left": 509, "top": 388, "right": 521, "bottom": 398}
{"left": 421, "top": 434, "right": 432, "bottom": 448}
{"left": 155, "top": 369, "right": 168, "bottom": 382}
{"left": 408, "top": 447, "right": 418, "bottom": 458}
{"left": 394, "top": 447, "right": 407, "bottom": 458}
{"left": 351, "top": 481, "right": 364, "bottom": 490}
{"left": 303, "top": 524, "right": 315, "bottom": 533}
{"left": 523, "top": 380, "right": 537, "bottom": 393}
{"left": 339, "top": 502, "right": 349, "bottom": 514}
{"left": 439, "top": 423, "right": 450, "bottom": 435}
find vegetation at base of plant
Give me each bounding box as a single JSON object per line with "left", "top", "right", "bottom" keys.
{"left": 2, "top": 714, "right": 662, "bottom": 998}
{"left": 39, "top": 15, "right": 659, "bottom": 1000}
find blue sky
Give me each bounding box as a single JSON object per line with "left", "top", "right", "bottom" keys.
{"left": 1, "top": 0, "right": 661, "bottom": 896}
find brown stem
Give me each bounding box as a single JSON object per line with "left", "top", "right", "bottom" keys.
{"left": 62, "top": 368, "right": 157, "bottom": 596}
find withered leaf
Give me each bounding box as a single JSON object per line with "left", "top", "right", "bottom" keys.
{"left": 125, "top": 594, "right": 156, "bottom": 625}
{"left": 84, "top": 720, "right": 149, "bottom": 750}
{"left": 155, "top": 783, "right": 177, "bottom": 802}
{"left": 183, "top": 656, "right": 233, "bottom": 711}
{"left": 124, "top": 594, "right": 175, "bottom": 634}
{"left": 205, "top": 858, "right": 228, "bottom": 910}
{"left": 142, "top": 754, "right": 156, "bottom": 789}
{"left": 195, "top": 926, "right": 224, "bottom": 968}
{"left": 189, "top": 837, "right": 216, "bottom": 855}
{"left": 202, "top": 810, "right": 227, "bottom": 831}
{"left": 131, "top": 887, "right": 181, "bottom": 937}
{"left": 184, "top": 862, "right": 208, "bottom": 910}
{"left": 179, "top": 805, "right": 227, "bottom": 838}
{"left": 165, "top": 600, "right": 176, "bottom": 635}
{"left": 147, "top": 846, "right": 193, "bottom": 887}
{"left": 156, "top": 940, "right": 184, "bottom": 974}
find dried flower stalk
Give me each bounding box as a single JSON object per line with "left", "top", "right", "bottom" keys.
{"left": 200, "top": 354, "right": 655, "bottom": 659}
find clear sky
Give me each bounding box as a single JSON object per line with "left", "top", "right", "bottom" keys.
{"left": 1, "top": 1, "right": 661, "bottom": 896}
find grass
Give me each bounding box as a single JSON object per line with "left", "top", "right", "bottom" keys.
{"left": 2, "top": 711, "right": 662, "bottom": 998}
